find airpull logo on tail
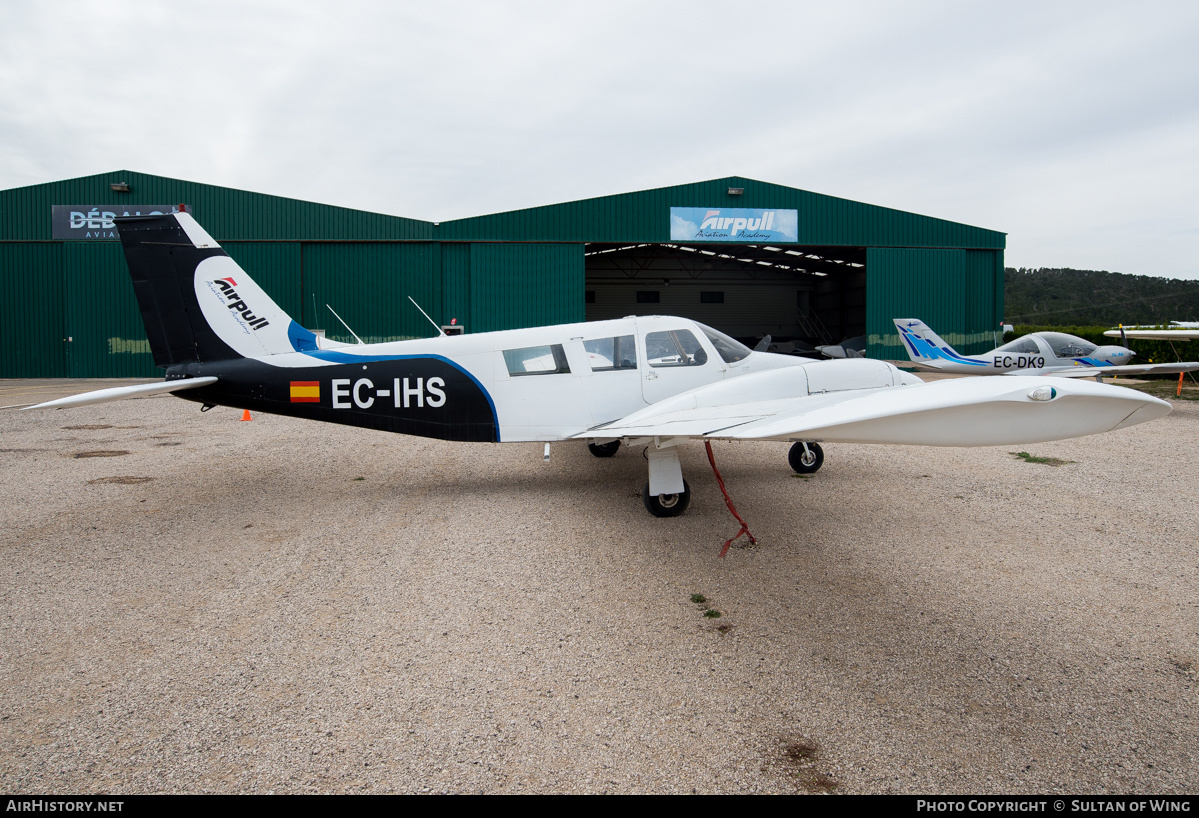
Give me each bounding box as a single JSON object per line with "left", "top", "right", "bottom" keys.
{"left": 192, "top": 252, "right": 302, "bottom": 358}
{"left": 212, "top": 277, "right": 270, "bottom": 330}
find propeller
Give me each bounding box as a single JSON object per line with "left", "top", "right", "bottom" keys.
{"left": 754, "top": 334, "right": 772, "bottom": 352}
{"left": 1119, "top": 325, "right": 1129, "bottom": 349}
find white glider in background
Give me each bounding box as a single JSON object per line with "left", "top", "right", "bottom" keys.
{"left": 1103, "top": 324, "right": 1199, "bottom": 342}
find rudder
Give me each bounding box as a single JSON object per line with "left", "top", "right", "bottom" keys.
{"left": 893, "top": 318, "right": 959, "bottom": 364}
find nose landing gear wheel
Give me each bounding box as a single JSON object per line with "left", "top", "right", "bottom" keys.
{"left": 587, "top": 440, "right": 621, "bottom": 458}
{"left": 642, "top": 479, "right": 691, "bottom": 517}
{"left": 788, "top": 441, "right": 824, "bottom": 474}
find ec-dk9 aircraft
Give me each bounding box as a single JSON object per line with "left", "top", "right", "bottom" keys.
{"left": 30, "top": 213, "right": 1173, "bottom": 518}
{"left": 894, "top": 319, "right": 1199, "bottom": 379}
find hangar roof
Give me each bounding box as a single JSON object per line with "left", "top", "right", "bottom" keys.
{"left": 2, "top": 171, "right": 1004, "bottom": 249}
{"left": 439, "top": 176, "right": 1006, "bottom": 249}
{"left": 0, "top": 169, "right": 432, "bottom": 241}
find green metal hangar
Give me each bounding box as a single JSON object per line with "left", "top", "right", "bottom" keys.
{"left": 0, "top": 171, "right": 1005, "bottom": 378}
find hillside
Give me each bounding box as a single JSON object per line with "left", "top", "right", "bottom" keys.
{"left": 1004, "top": 268, "right": 1199, "bottom": 325}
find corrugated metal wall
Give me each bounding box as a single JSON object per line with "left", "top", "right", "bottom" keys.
{"left": 965, "top": 249, "right": 1006, "bottom": 350}
{"left": 0, "top": 243, "right": 65, "bottom": 377}
{"left": 62, "top": 243, "right": 156, "bottom": 377}
{"left": 301, "top": 243, "right": 442, "bottom": 342}
{"left": 467, "top": 244, "right": 584, "bottom": 332}
{"left": 866, "top": 248, "right": 1003, "bottom": 359}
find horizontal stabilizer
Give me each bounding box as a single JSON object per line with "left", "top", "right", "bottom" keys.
{"left": 24, "top": 377, "right": 219, "bottom": 410}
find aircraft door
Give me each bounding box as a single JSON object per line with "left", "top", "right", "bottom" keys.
{"left": 639, "top": 323, "right": 720, "bottom": 403}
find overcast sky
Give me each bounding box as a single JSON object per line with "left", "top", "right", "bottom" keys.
{"left": 3, "top": 0, "right": 1197, "bottom": 279}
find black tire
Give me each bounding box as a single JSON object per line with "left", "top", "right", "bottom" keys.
{"left": 788, "top": 441, "right": 824, "bottom": 474}
{"left": 642, "top": 479, "right": 691, "bottom": 517}
{"left": 587, "top": 440, "right": 621, "bottom": 458}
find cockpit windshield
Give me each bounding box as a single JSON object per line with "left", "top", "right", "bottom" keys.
{"left": 693, "top": 322, "right": 752, "bottom": 364}
{"left": 1039, "top": 332, "right": 1096, "bottom": 359}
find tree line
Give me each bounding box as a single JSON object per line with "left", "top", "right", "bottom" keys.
{"left": 1005, "top": 267, "right": 1199, "bottom": 326}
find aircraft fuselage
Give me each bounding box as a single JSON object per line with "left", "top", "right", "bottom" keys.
{"left": 168, "top": 315, "right": 807, "bottom": 443}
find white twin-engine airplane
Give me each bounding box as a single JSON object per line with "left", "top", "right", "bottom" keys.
{"left": 30, "top": 212, "right": 1173, "bottom": 517}
{"left": 894, "top": 318, "right": 1199, "bottom": 379}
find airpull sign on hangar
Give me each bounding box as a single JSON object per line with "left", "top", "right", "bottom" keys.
{"left": 0, "top": 171, "right": 1006, "bottom": 379}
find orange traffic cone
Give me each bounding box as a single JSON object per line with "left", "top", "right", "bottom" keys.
{"left": 240, "top": 409, "right": 252, "bottom": 421}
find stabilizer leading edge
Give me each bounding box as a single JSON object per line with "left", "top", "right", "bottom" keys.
{"left": 24, "top": 377, "right": 220, "bottom": 410}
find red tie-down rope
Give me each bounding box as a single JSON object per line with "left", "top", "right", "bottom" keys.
{"left": 704, "top": 440, "right": 757, "bottom": 558}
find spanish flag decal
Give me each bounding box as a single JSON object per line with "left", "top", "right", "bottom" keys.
{"left": 290, "top": 381, "right": 320, "bottom": 403}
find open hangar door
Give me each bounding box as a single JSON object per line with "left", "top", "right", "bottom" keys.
{"left": 583, "top": 242, "right": 866, "bottom": 347}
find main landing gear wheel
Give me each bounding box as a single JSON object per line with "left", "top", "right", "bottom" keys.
{"left": 642, "top": 479, "right": 691, "bottom": 517}
{"left": 788, "top": 441, "right": 824, "bottom": 474}
{"left": 587, "top": 440, "right": 621, "bottom": 458}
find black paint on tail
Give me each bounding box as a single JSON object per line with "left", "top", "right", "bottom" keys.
{"left": 116, "top": 213, "right": 241, "bottom": 367}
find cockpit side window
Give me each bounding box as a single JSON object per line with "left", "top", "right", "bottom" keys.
{"left": 645, "top": 329, "right": 707, "bottom": 367}
{"left": 583, "top": 335, "right": 637, "bottom": 371}
{"left": 995, "top": 337, "right": 1040, "bottom": 355}
{"left": 503, "top": 344, "right": 571, "bottom": 376}
{"left": 694, "top": 322, "right": 752, "bottom": 364}
{"left": 1039, "top": 332, "right": 1097, "bottom": 359}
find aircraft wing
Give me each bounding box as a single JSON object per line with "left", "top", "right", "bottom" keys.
{"left": 1011, "top": 362, "right": 1199, "bottom": 379}
{"left": 23, "top": 377, "right": 219, "bottom": 410}
{"left": 1104, "top": 329, "right": 1199, "bottom": 341}
{"left": 578, "top": 367, "right": 1170, "bottom": 447}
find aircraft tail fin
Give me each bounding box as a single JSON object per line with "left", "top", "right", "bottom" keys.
{"left": 117, "top": 211, "right": 318, "bottom": 368}
{"left": 892, "top": 318, "right": 961, "bottom": 367}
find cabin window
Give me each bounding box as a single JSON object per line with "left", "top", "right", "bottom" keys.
{"left": 645, "top": 329, "right": 708, "bottom": 367}
{"left": 503, "top": 344, "right": 571, "bottom": 376}
{"left": 583, "top": 335, "right": 637, "bottom": 371}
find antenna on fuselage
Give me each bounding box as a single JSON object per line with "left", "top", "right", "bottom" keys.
{"left": 408, "top": 296, "right": 447, "bottom": 337}
{"left": 326, "top": 304, "right": 364, "bottom": 345}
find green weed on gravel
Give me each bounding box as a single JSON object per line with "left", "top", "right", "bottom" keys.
{"left": 1011, "top": 451, "right": 1074, "bottom": 467}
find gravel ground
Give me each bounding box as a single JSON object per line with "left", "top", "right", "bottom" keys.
{"left": 1, "top": 378, "right": 1196, "bottom": 794}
